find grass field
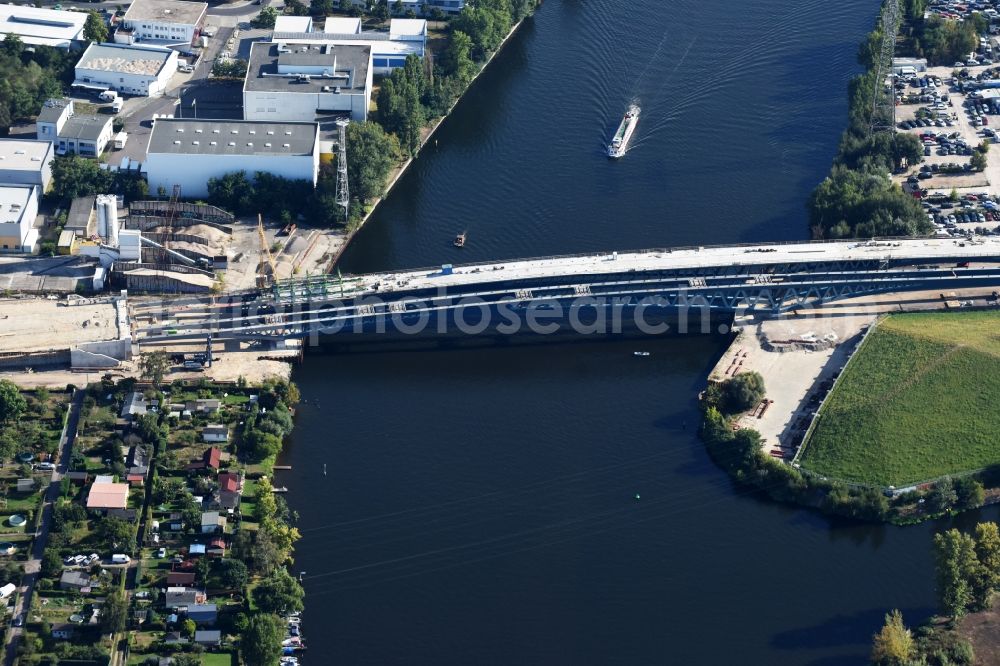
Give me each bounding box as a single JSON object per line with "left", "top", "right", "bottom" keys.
{"left": 800, "top": 310, "right": 1000, "bottom": 486}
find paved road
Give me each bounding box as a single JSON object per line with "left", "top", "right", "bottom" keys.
{"left": 2, "top": 390, "right": 84, "bottom": 666}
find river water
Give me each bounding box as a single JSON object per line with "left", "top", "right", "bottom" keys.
{"left": 279, "top": 1, "right": 1000, "bottom": 664}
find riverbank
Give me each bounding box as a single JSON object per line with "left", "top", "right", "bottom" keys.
{"left": 700, "top": 286, "right": 1000, "bottom": 524}
{"left": 328, "top": 11, "right": 537, "bottom": 267}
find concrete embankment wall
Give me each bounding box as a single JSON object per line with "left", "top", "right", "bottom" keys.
{"left": 0, "top": 350, "right": 70, "bottom": 370}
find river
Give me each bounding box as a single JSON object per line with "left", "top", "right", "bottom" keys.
{"left": 278, "top": 1, "right": 1000, "bottom": 664}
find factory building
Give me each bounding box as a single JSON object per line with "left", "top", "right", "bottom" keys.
{"left": 243, "top": 41, "right": 372, "bottom": 122}
{"left": 274, "top": 16, "right": 313, "bottom": 33}
{"left": 0, "top": 185, "right": 39, "bottom": 252}
{"left": 74, "top": 43, "right": 178, "bottom": 97}
{"left": 144, "top": 119, "right": 320, "bottom": 198}
{"left": 117, "top": 0, "right": 207, "bottom": 46}
{"left": 0, "top": 5, "right": 87, "bottom": 49}
{"left": 273, "top": 18, "right": 426, "bottom": 74}
{"left": 36, "top": 99, "right": 114, "bottom": 157}
{"left": 0, "top": 139, "right": 54, "bottom": 191}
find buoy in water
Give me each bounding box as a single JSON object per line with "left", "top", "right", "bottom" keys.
{"left": 634, "top": 493, "right": 641, "bottom": 501}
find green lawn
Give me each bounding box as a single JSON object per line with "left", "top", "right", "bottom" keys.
{"left": 201, "top": 652, "right": 235, "bottom": 666}
{"left": 800, "top": 310, "right": 1000, "bottom": 486}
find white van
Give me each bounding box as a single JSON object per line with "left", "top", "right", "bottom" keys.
{"left": 99, "top": 90, "right": 118, "bottom": 102}
{"left": 111, "top": 98, "right": 123, "bottom": 113}
{"left": 111, "top": 554, "right": 130, "bottom": 564}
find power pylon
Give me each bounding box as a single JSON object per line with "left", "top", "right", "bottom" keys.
{"left": 871, "top": 0, "right": 900, "bottom": 135}
{"left": 335, "top": 119, "right": 350, "bottom": 224}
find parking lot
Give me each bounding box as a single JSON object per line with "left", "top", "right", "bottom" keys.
{"left": 894, "top": 61, "right": 1000, "bottom": 237}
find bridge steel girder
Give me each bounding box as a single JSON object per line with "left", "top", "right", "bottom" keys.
{"left": 138, "top": 267, "right": 1000, "bottom": 343}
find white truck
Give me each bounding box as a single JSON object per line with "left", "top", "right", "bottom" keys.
{"left": 111, "top": 98, "right": 123, "bottom": 113}
{"left": 99, "top": 90, "right": 118, "bottom": 102}
{"left": 111, "top": 554, "right": 130, "bottom": 564}
{"left": 113, "top": 131, "right": 127, "bottom": 150}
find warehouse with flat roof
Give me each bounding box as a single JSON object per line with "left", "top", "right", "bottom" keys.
{"left": 74, "top": 42, "right": 178, "bottom": 97}
{"left": 0, "top": 185, "right": 39, "bottom": 252}
{"left": 243, "top": 41, "right": 372, "bottom": 122}
{"left": 0, "top": 5, "right": 87, "bottom": 48}
{"left": 118, "top": 0, "right": 207, "bottom": 46}
{"left": 144, "top": 118, "right": 320, "bottom": 197}
{"left": 0, "top": 139, "right": 54, "bottom": 191}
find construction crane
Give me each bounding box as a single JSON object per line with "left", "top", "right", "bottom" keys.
{"left": 257, "top": 214, "right": 278, "bottom": 288}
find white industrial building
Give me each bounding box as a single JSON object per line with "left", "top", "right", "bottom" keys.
{"left": 74, "top": 43, "right": 178, "bottom": 97}
{"left": 0, "top": 185, "right": 39, "bottom": 252}
{"left": 144, "top": 119, "right": 320, "bottom": 198}
{"left": 36, "top": 99, "right": 114, "bottom": 157}
{"left": 0, "top": 139, "right": 54, "bottom": 191}
{"left": 117, "top": 0, "right": 207, "bottom": 46}
{"left": 0, "top": 5, "right": 87, "bottom": 49}
{"left": 243, "top": 41, "right": 372, "bottom": 122}
{"left": 274, "top": 15, "right": 313, "bottom": 33}
{"left": 273, "top": 18, "right": 426, "bottom": 74}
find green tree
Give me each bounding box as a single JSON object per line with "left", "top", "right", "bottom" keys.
{"left": 231, "top": 529, "right": 281, "bottom": 576}
{"left": 444, "top": 29, "right": 475, "bottom": 82}
{"left": 40, "top": 549, "right": 62, "bottom": 577}
{"left": 138, "top": 350, "right": 169, "bottom": 387}
{"left": 871, "top": 609, "right": 914, "bottom": 666}
{"left": 97, "top": 515, "right": 136, "bottom": 553}
{"left": 101, "top": 590, "right": 128, "bottom": 634}
{"left": 722, "top": 372, "right": 765, "bottom": 414}
{"left": 181, "top": 618, "right": 196, "bottom": 638}
{"left": 50, "top": 156, "right": 114, "bottom": 201}
{"left": 346, "top": 121, "right": 399, "bottom": 203}
{"left": 0, "top": 381, "right": 27, "bottom": 424}
{"left": 242, "top": 613, "right": 285, "bottom": 666}
{"left": 251, "top": 6, "right": 278, "bottom": 28}
{"left": 933, "top": 528, "right": 980, "bottom": 618}
{"left": 311, "top": 0, "right": 334, "bottom": 16}
{"left": 216, "top": 558, "right": 249, "bottom": 589}
{"left": 974, "top": 522, "right": 1000, "bottom": 590}
{"left": 955, "top": 477, "right": 986, "bottom": 511}
{"left": 971, "top": 149, "right": 988, "bottom": 171}
{"left": 207, "top": 170, "right": 255, "bottom": 214}
{"left": 1, "top": 34, "right": 23, "bottom": 57}
{"left": 84, "top": 11, "right": 108, "bottom": 42}
{"left": 928, "top": 477, "right": 959, "bottom": 514}
{"left": 251, "top": 568, "right": 305, "bottom": 615}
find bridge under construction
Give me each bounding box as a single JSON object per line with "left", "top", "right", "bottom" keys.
{"left": 135, "top": 236, "right": 1000, "bottom": 343}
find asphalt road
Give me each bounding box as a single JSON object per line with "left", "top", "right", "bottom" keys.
{"left": 3, "top": 390, "right": 84, "bottom": 666}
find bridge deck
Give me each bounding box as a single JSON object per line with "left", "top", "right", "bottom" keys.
{"left": 341, "top": 238, "right": 1000, "bottom": 296}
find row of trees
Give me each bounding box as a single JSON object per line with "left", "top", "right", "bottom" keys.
{"left": 0, "top": 35, "right": 72, "bottom": 130}
{"left": 808, "top": 2, "right": 931, "bottom": 239}
{"left": 699, "top": 372, "right": 988, "bottom": 523}
{"left": 870, "top": 608, "right": 974, "bottom": 666}
{"left": 50, "top": 155, "right": 149, "bottom": 203}
{"left": 1, "top": 8, "right": 110, "bottom": 131}
{"left": 911, "top": 14, "right": 984, "bottom": 66}
{"left": 204, "top": 126, "right": 399, "bottom": 226}
{"left": 934, "top": 522, "right": 1000, "bottom": 619}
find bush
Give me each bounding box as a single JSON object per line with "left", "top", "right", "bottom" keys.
{"left": 722, "top": 372, "right": 765, "bottom": 413}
